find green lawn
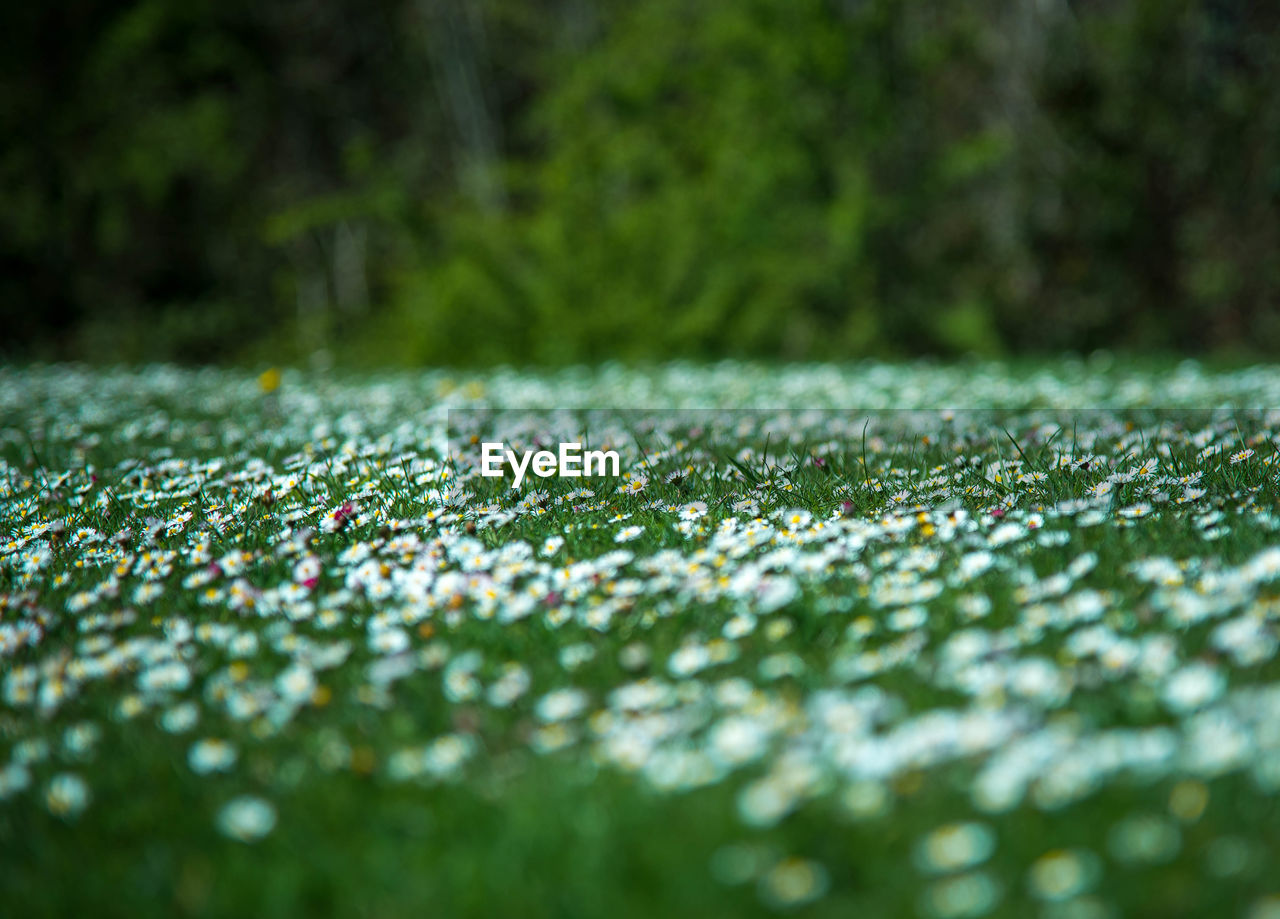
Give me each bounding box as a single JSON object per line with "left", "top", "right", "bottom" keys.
{"left": 3, "top": 362, "right": 1280, "bottom": 918}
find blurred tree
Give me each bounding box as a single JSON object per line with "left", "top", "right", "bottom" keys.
{"left": 1, "top": 0, "right": 433, "bottom": 361}
{"left": 383, "top": 0, "right": 1021, "bottom": 362}
{"left": 1020, "top": 0, "right": 1280, "bottom": 351}
{"left": 1, "top": 0, "right": 1276, "bottom": 364}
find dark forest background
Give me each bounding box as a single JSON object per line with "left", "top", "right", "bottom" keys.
{"left": 3, "top": 0, "right": 1278, "bottom": 365}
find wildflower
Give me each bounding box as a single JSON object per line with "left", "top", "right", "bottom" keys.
{"left": 618, "top": 643, "right": 650, "bottom": 671}
{"left": 423, "top": 734, "right": 475, "bottom": 779}
{"left": 138, "top": 660, "right": 191, "bottom": 695}
{"left": 189, "top": 738, "right": 237, "bottom": 775}
{"left": 257, "top": 367, "right": 282, "bottom": 394}
{"left": 1026, "top": 850, "right": 1099, "bottom": 902}
{"left": 217, "top": 795, "right": 277, "bottom": 842}
{"left": 780, "top": 509, "right": 812, "bottom": 529}
{"left": 63, "top": 722, "right": 101, "bottom": 758}
{"left": 45, "top": 773, "right": 90, "bottom": 819}
{"left": 369, "top": 627, "right": 409, "bottom": 655}
{"left": 758, "top": 857, "right": 829, "bottom": 909}
{"left": 535, "top": 688, "right": 588, "bottom": 723}
{"left": 161, "top": 702, "right": 199, "bottom": 733}
{"left": 738, "top": 777, "right": 796, "bottom": 827}
{"left": 914, "top": 822, "right": 997, "bottom": 875}
{"left": 486, "top": 664, "right": 531, "bottom": 707}
{"left": 841, "top": 781, "right": 892, "bottom": 820}
{"left": 292, "top": 555, "right": 321, "bottom": 589}
{"left": 708, "top": 716, "right": 769, "bottom": 767}
{"left": 275, "top": 664, "right": 317, "bottom": 703}
{"left": 1168, "top": 780, "right": 1209, "bottom": 822}
{"left": 1162, "top": 663, "right": 1224, "bottom": 713}
{"left": 919, "top": 872, "right": 1002, "bottom": 918}
{"left": 559, "top": 643, "right": 596, "bottom": 671}
{"left": 321, "top": 501, "right": 357, "bottom": 534}
{"left": 0, "top": 763, "right": 31, "bottom": 800}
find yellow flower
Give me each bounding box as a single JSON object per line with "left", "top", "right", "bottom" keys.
{"left": 257, "top": 367, "right": 282, "bottom": 394}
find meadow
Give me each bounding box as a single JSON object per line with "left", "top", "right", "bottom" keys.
{"left": 3, "top": 360, "right": 1280, "bottom": 918}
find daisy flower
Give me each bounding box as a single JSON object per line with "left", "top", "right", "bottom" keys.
{"left": 217, "top": 796, "right": 277, "bottom": 842}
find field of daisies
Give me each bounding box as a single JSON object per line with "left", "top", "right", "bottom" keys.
{"left": 4, "top": 360, "right": 1280, "bottom": 918}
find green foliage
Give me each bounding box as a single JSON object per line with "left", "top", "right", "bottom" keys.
{"left": 3, "top": 0, "right": 1278, "bottom": 363}
{"left": 1018, "top": 0, "right": 1280, "bottom": 352}
{"left": 378, "top": 0, "right": 1280, "bottom": 364}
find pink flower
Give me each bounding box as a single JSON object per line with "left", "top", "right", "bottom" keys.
{"left": 322, "top": 501, "right": 358, "bottom": 533}
{"left": 293, "top": 556, "right": 321, "bottom": 590}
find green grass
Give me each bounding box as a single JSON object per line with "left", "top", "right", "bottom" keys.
{"left": 3, "top": 362, "right": 1280, "bottom": 918}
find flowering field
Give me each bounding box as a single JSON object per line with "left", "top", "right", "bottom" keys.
{"left": 4, "top": 362, "right": 1280, "bottom": 918}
